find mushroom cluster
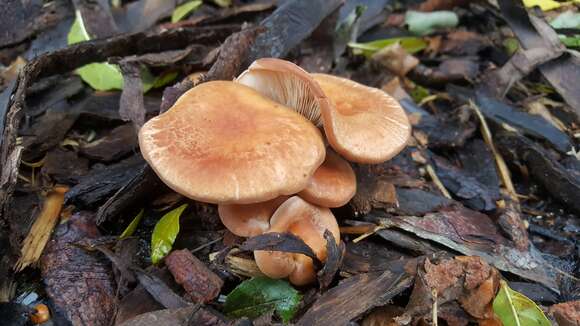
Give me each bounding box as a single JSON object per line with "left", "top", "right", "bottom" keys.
{"left": 139, "top": 58, "right": 411, "bottom": 285}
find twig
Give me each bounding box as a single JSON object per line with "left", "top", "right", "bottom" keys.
{"left": 352, "top": 225, "right": 386, "bottom": 243}
{"left": 469, "top": 100, "right": 519, "bottom": 202}
{"left": 432, "top": 288, "right": 438, "bottom": 326}
{"left": 425, "top": 164, "right": 452, "bottom": 199}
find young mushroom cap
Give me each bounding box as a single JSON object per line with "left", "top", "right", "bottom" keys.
{"left": 312, "top": 73, "right": 412, "bottom": 164}
{"left": 218, "top": 196, "right": 288, "bottom": 237}
{"left": 235, "top": 58, "right": 331, "bottom": 127}
{"left": 254, "top": 196, "right": 340, "bottom": 286}
{"left": 298, "top": 150, "right": 356, "bottom": 208}
{"left": 139, "top": 81, "right": 326, "bottom": 204}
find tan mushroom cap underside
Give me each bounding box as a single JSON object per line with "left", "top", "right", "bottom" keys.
{"left": 235, "top": 58, "right": 331, "bottom": 127}
{"left": 313, "top": 73, "right": 412, "bottom": 164}
{"left": 254, "top": 196, "right": 340, "bottom": 285}
{"left": 218, "top": 196, "right": 288, "bottom": 237}
{"left": 139, "top": 81, "right": 326, "bottom": 204}
{"left": 298, "top": 150, "right": 356, "bottom": 208}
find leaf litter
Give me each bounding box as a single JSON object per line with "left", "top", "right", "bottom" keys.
{"left": 1, "top": 0, "right": 579, "bottom": 325}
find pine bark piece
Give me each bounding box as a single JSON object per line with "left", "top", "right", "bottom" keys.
{"left": 40, "top": 211, "right": 116, "bottom": 326}
{"left": 165, "top": 249, "right": 223, "bottom": 304}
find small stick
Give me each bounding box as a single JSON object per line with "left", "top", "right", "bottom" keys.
{"left": 469, "top": 101, "right": 519, "bottom": 202}
{"left": 425, "top": 164, "right": 452, "bottom": 199}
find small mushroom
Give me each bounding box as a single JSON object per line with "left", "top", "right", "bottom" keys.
{"left": 313, "top": 73, "right": 411, "bottom": 163}
{"left": 236, "top": 58, "right": 331, "bottom": 127}
{"left": 254, "top": 196, "right": 340, "bottom": 285}
{"left": 218, "top": 196, "right": 288, "bottom": 237}
{"left": 139, "top": 81, "right": 326, "bottom": 204}
{"left": 236, "top": 58, "right": 411, "bottom": 164}
{"left": 298, "top": 150, "right": 356, "bottom": 207}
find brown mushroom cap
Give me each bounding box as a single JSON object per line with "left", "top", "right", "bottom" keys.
{"left": 235, "top": 58, "right": 331, "bottom": 127}
{"left": 139, "top": 81, "right": 326, "bottom": 204}
{"left": 218, "top": 196, "right": 288, "bottom": 237}
{"left": 298, "top": 150, "right": 356, "bottom": 207}
{"left": 254, "top": 196, "right": 340, "bottom": 285}
{"left": 312, "top": 73, "right": 411, "bottom": 164}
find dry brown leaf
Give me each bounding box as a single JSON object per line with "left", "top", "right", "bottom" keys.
{"left": 372, "top": 43, "right": 420, "bottom": 77}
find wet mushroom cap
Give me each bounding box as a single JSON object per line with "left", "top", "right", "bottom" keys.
{"left": 218, "top": 196, "right": 288, "bottom": 237}
{"left": 254, "top": 196, "right": 340, "bottom": 285}
{"left": 139, "top": 81, "right": 326, "bottom": 204}
{"left": 312, "top": 73, "right": 411, "bottom": 164}
{"left": 236, "top": 58, "right": 331, "bottom": 127}
{"left": 298, "top": 150, "right": 356, "bottom": 208}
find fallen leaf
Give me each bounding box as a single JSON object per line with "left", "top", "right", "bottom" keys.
{"left": 550, "top": 10, "right": 580, "bottom": 29}
{"left": 224, "top": 277, "right": 301, "bottom": 323}
{"left": 348, "top": 37, "right": 427, "bottom": 57}
{"left": 372, "top": 43, "right": 420, "bottom": 76}
{"left": 213, "top": 0, "right": 232, "bottom": 7}
{"left": 405, "top": 10, "right": 459, "bottom": 36}
{"left": 151, "top": 204, "right": 187, "bottom": 264}
{"left": 119, "top": 209, "right": 143, "bottom": 240}
{"left": 523, "top": 0, "right": 562, "bottom": 11}
{"left": 67, "top": 11, "right": 124, "bottom": 91}
{"left": 493, "top": 280, "right": 551, "bottom": 326}
{"left": 171, "top": 0, "right": 202, "bottom": 23}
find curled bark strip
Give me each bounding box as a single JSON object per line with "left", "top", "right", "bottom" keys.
{"left": 247, "top": 0, "right": 342, "bottom": 63}
{"left": 240, "top": 232, "right": 322, "bottom": 268}
{"left": 118, "top": 61, "right": 145, "bottom": 129}
{"left": 203, "top": 25, "right": 265, "bottom": 82}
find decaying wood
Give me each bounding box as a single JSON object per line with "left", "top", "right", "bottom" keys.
{"left": 496, "top": 131, "right": 580, "bottom": 214}
{"left": 298, "top": 259, "right": 416, "bottom": 325}
{"left": 374, "top": 207, "right": 560, "bottom": 291}
{"left": 165, "top": 249, "right": 223, "bottom": 304}
{"left": 15, "top": 185, "right": 68, "bottom": 271}
{"left": 40, "top": 212, "right": 116, "bottom": 326}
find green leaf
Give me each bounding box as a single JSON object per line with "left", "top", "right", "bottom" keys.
{"left": 560, "top": 35, "right": 580, "bottom": 48}
{"left": 410, "top": 85, "right": 430, "bottom": 104}
{"left": 224, "top": 277, "right": 302, "bottom": 323}
{"left": 151, "top": 71, "right": 179, "bottom": 89}
{"left": 68, "top": 11, "right": 124, "bottom": 91}
{"left": 212, "top": 0, "right": 232, "bottom": 7}
{"left": 151, "top": 204, "right": 187, "bottom": 264}
{"left": 171, "top": 0, "right": 202, "bottom": 23}
{"left": 523, "top": 0, "right": 562, "bottom": 11}
{"left": 75, "top": 63, "right": 125, "bottom": 91}
{"left": 503, "top": 38, "right": 520, "bottom": 56}
{"left": 119, "top": 209, "right": 144, "bottom": 240}
{"left": 493, "top": 280, "right": 551, "bottom": 326}
{"left": 348, "top": 37, "right": 427, "bottom": 57}
{"left": 405, "top": 10, "right": 459, "bottom": 36}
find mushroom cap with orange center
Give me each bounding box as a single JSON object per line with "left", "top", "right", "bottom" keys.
{"left": 313, "top": 73, "right": 411, "bottom": 164}
{"left": 298, "top": 150, "right": 356, "bottom": 207}
{"left": 254, "top": 196, "right": 340, "bottom": 286}
{"left": 139, "top": 81, "right": 326, "bottom": 204}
